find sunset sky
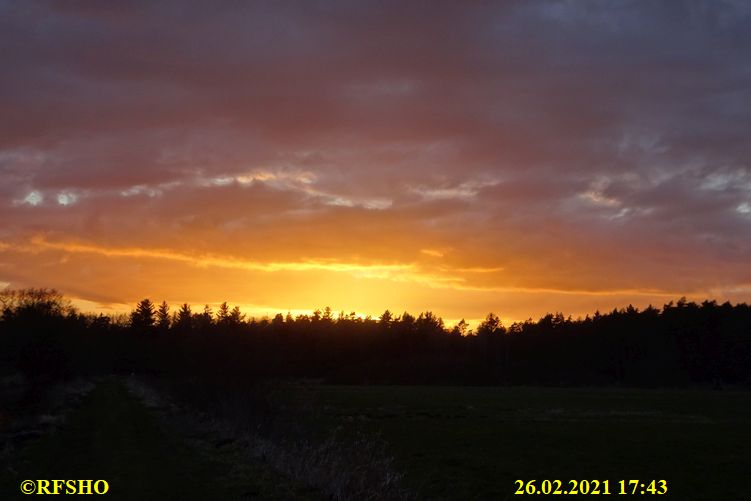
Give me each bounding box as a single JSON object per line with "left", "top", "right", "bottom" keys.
{"left": 2, "top": 1, "right": 751, "bottom": 325}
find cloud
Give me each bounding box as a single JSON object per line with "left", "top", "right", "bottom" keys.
{"left": 1, "top": 1, "right": 750, "bottom": 320}
{"left": 25, "top": 234, "right": 414, "bottom": 277}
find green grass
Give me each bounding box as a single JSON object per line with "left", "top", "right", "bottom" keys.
{"left": 2, "top": 380, "right": 315, "bottom": 500}
{"left": 305, "top": 385, "right": 751, "bottom": 500}
{"left": 4, "top": 382, "right": 749, "bottom": 500}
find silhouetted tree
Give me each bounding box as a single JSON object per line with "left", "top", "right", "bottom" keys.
{"left": 174, "top": 303, "right": 193, "bottom": 333}
{"left": 3, "top": 287, "right": 751, "bottom": 387}
{"left": 130, "top": 299, "right": 155, "bottom": 332}
{"left": 216, "top": 302, "right": 230, "bottom": 325}
{"left": 451, "top": 319, "right": 469, "bottom": 336}
{"left": 0, "top": 288, "right": 72, "bottom": 320}
{"left": 156, "top": 301, "right": 170, "bottom": 332}
{"left": 322, "top": 306, "right": 334, "bottom": 323}
{"left": 379, "top": 309, "right": 393, "bottom": 328}
{"left": 194, "top": 304, "right": 213, "bottom": 333}
{"left": 0, "top": 288, "right": 74, "bottom": 382}
{"left": 477, "top": 313, "right": 502, "bottom": 336}
{"left": 228, "top": 306, "right": 245, "bottom": 327}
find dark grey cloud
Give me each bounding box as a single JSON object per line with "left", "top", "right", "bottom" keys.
{"left": 1, "top": 0, "right": 750, "bottom": 307}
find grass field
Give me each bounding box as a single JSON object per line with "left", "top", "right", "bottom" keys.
{"left": 3, "top": 381, "right": 749, "bottom": 500}
{"left": 305, "top": 385, "right": 751, "bottom": 500}
{"left": 1, "top": 380, "right": 316, "bottom": 500}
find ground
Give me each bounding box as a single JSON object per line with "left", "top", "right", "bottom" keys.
{"left": 307, "top": 385, "right": 751, "bottom": 500}
{"left": 3, "top": 381, "right": 750, "bottom": 500}
{"left": 1, "top": 380, "right": 316, "bottom": 500}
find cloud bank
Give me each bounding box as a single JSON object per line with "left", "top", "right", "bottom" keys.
{"left": 1, "top": 0, "right": 750, "bottom": 321}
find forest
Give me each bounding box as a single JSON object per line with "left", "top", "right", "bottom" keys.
{"left": 2, "top": 288, "right": 749, "bottom": 387}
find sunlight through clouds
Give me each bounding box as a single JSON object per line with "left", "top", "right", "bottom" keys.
{"left": 1, "top": 1, "right": 750, "bottom": 321}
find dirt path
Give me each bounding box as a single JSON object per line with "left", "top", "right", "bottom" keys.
{"left": 2, "top": 380, "right": 317, "bottom": 500}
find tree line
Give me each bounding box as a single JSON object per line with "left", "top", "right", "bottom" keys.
{"left": 1, "top": 288, "right": 750, "bottom": 387}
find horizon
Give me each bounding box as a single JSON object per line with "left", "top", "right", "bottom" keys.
{"left": 2, "top": 285, "right": 744, "bottom": 331}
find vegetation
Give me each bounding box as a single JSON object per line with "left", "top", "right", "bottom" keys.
{"left": 306, "top": 385, "right": 751, "bottom": 500}
{"left": 1, "top": 380, "right": 317, "bottom": 500}
{"left": 2, "top": 288, "right": 750, "bottom": 499}
{"left": 1, "top": 288, "right": 750, "bottom": 387}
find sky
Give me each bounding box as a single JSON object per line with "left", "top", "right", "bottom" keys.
{"left": 1, "top": 0, "right": 751, "bottom": 325}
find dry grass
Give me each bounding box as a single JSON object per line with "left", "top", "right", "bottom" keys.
{"left": 1, "top": 374, "right": 96, "bottom": 478}
{"left": 125, "top": 376, "right": 411, "bottom": 500}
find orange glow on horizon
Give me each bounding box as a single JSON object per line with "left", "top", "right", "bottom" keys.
{"left": 1, "top": 235, "right": 727, "bottom": 326}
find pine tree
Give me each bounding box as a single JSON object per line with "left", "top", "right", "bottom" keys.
{"left": 130, "top": 298, "right": 155, "bottom": 332}
{"left": 216, "top": 302, "right": 230, "bottom": 325}
{"left": 156, "top": 301, "right": 170, "bottom": 331}
{"left": 228, "top": 306, "right": 245, "bottom": 326}
{"left": 174, "top": 303, "right": 192, "bottom": 333}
